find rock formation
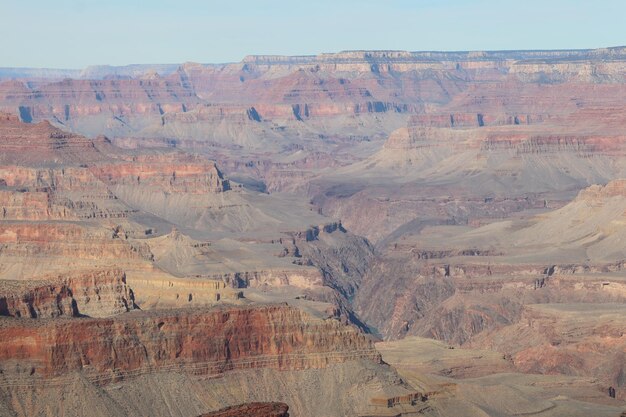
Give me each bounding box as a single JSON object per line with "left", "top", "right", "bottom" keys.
{"left": 0, "top": 269, "right": 133, "bottom": 318}
{"left": 198, "top": 402, "right": 289, "bottom": 417}
{"left": 0, "top": 305, "right": 380, "bottom": 382}
{"left": 468, "top": 303, "right": 626, "bottom": 399}
{"left": 4, "top": 46, "right": 626, "bottom": 415}
{"left": 0, "top": 102, "right": 407, "bottom": 417}
{"left": 0, "top": 304, "right": 421, "bottom": 417}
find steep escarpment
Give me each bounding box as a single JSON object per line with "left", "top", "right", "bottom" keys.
{"left": 0, "top": 77, "right": 199, "bottom": 132}
{"left": 5, "top": 47, "right": 626, "bottom": 416}
{"left": 0, "top": 304, "right": 422, "bottom": 417}
{"left": 3, "top": 47, "right": 626, "bottom": 155}
{"left": 0, "top": 305, "right": 380, "bottom": 382}
{"left": 0, "top": 269, "right": 134, "bottom": 318}
{"left": 0, "top": 189, "right": 76, "bottom": 221}
{"left": 0, "top": 279, "right": 77, "bottom": 318}
{"left": 0, "top": 115, "right": 377, "bottom": 336}
{"left": 278, "top": 222, "right": 375, "bottom": 297}
{"left": 0, "top": 222, "right": 154, "bottom": 280}
{"left": 0, "top": 60, "right": 417, "bottom": 151}
{"left": 92, "top": 153, "right": 231, "bottom": 194}
{"left": 0, "top": 106, "right": 403, "bottom": 417}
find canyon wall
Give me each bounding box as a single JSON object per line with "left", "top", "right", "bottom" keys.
{"left": 0, "top": 269, "right": 133, "bottom": 318}
{"left": 0, "top": 305, "right": 417, "bottom": 417}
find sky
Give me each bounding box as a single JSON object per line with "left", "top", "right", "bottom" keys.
{"left": 1, "top": 0, "right": 625, "bottom": 68}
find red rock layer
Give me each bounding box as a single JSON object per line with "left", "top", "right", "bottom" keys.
{"left": 0, "top": 305, "right": 381, "bottom": 385}
{"left": 0, "top": 77, "right": 198, "bottom": 119}
{"left": 0, "top": 280, "right": 76, "bottom": 318}
{"left": 198, "top": 402, "right": 289, "bottom": 417}
{"left": 0, "top": 112, "right": 103, "bottom": 166}
{"left": 0, "top": 111, "right": 230, "bottom": 196}
{"left": 93, "top": 153, "right": 230, "bottom": 193}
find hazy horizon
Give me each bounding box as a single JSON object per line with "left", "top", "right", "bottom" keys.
{"left": 2, "top": 0, "right": 626, "bottom": 68}
{"left": 3, "top": 44, "right": 626, "bottom": 70}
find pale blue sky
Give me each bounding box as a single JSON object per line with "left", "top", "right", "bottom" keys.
{"left": 1, "top": 0, "right": 625, "bottom": 68}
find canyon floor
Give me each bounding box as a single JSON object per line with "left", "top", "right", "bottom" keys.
{"left": 2, "top": 47, "right": 626, "bottom": 416}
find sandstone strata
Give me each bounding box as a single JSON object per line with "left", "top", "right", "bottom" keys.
{"left": 4, "top": 46, "right": 626, "bottom": 416}
{"left": 0, "top": 269, "right": 133, "bottom": 318}
{"left": 0, "top": 305, "right": 380, "bottom": 384}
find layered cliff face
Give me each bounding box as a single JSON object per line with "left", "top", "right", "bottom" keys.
{"left": 5, "top": 49, "right": 626, "bottom": 224}
{"left": 0, "top": 102, "right": 388, "bottom": 416}
{"left": 0, "top": 108, "right": 375, "bottom": 330}
{"left": 0, "top": 222, "right": 154, "bottom": 281}
{"left": 0, "top": 305, "right": 422, "bottom": 417}
{"left": 293, "top": 50, "right": 626, "bottom": 246}
{"left": 5, "top": 47, "right": 626, "bottom": 415}
{"left": 94, "top": 153, "right": 230, "bottom": 194}
{"left": 0, "top": 112, "right": 104, "bottom": 165}
{"left": 0, "top": 279, "right": 77, "bottom": 318}
{"left": 312, "top": 105, "right": 626, "bottom": 243}
{"left": 2, "top": 47, "right": 623, "bottom": 158}
{"left": 0, "top": 59, "right": 418, "bottom": 152}
{"left": 0, "top": 305, "right": 380, "bottom": 381}
{"left": 0, "top": 269, "right": 133, "bottom": 318}
{"left": 0, "top": 76, "right": 198, "bottom": 121}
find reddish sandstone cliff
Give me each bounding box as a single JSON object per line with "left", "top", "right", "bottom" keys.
{"left": 0, "top": 112, "right": 103, "bottom": 165}
{"left": 92, "top": 153, "right": 230, "bottom": 193}
{"left": 198, "top": 403, "right": 289, "bottom": 417}
{"left": 0, "top": 304, "right": 381, "bottom": 385}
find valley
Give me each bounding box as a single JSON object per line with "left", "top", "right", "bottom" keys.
{"left": 1, "top": 46, "right": 626, "bottom": 416}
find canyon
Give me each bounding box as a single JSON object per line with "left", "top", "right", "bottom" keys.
{"left": 2, "top": 46, "right": 626, "bottom": 416}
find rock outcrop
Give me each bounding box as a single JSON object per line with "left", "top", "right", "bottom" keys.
{"left": 5, "top": 46, "right": 626, "bottom": 416}
{"left": 0, "top": 304, "right": 380, "bottom": 384}
{"left": 93, "top": 153, "right": 231, "bottom": 194}
{"left": 198, "top": 402, "right": 289, "bottom": 417}
{"left": 0, "top": 112, "right": 104, "bottom": 166}
{"left": 0, "top": 269, "right": 134, "bottom": 318}
{"left": 469, "top": 303, "right": 626, "bottom": 399}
